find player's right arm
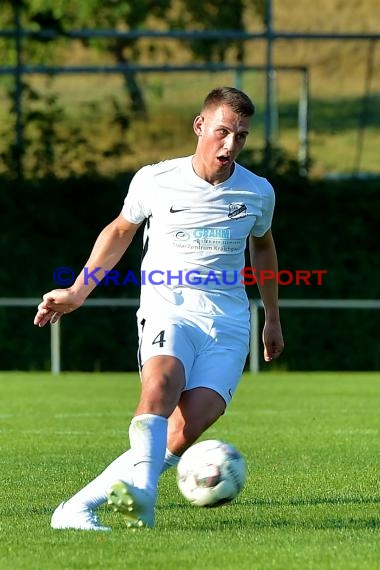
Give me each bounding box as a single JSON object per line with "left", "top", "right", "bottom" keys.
{"left": 34, "top": 214, "right": 141, "bottom": 328}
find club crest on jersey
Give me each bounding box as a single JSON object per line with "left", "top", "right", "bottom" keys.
{"left": 175, "top": 230, "right": 190, "bottom": 241}
{"left": 228, "top": 202, "right": 247, "bottom": 219}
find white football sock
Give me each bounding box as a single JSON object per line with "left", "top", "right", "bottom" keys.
{"left": 64, "top": 448, "right": 135, "bottom": 511}
{"left": 63, "top": 445, "right": 178, "bottom": 512}
{"left": 129, "top": 413, "right": 168, "bottom": 500}
{"left": 162, "top": 448, "right": 180, "bottom": 472}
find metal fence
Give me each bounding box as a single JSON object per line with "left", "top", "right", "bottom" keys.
{"left": 2, "top": 297, "right": 379, "bottom": 374}
{"left": 1, "top": 0, "right": 380, "bottom": 176}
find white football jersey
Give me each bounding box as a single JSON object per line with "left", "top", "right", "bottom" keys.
{"left": 121, "top": 155, "right": 275, "bottom": 321}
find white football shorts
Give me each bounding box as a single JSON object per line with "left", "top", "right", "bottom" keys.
{"left": 136, "top": 309, "right": 250, "bottom": 405}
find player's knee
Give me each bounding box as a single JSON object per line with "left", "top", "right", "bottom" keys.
{"left": 137, "top": 373, "right": 183, "bottom": 416}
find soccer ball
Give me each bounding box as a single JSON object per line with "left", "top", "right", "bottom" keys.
{"left": 176, "top": 439, "right": 246, "bottom": 507}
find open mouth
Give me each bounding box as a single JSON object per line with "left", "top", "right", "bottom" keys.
{"left": 217, "top": 155, "right": 230, "bottom": 166}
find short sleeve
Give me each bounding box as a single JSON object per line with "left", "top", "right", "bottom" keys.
{"left": 121, "top": 166, "right": 153, "bottom": 224}
{"left": 250, "top": 180, "right": 275, "bottom": 237}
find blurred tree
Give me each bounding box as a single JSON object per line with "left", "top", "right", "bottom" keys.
{"left": 172, "top": 0, "right": 246, "bottom": 62}
{"left": 0, "top": 0, "right": 265, "bottom": 109}
{"left": 0, "top": 0, "right": 265, "bottom": 177}
{"left": 171, "top": 0, "right": 265, "bottom": 62}
{"left": 24, "top": 0, "right": 174, "bottom": 115}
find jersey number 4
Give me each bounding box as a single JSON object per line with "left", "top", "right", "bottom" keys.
{"left": 152, "top": 330, "right": 166, "bottom": 348}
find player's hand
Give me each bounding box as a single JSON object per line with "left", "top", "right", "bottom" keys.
{"left": 34, "top": 288, "right": 85, "bottom": 327}
{"left": 262, "top": 320, "right": 284, "bottom": 362}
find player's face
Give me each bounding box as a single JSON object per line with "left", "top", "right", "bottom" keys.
{"left": 193, "top": 104, "right": 251, "bottom": 184}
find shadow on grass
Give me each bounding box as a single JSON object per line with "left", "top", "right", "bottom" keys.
{"left": 162, "top": 494, "right": 380, "bottom": 510}
{"left": 11, "top": 498, "right": 380, "bottom": 532}
{"left": 242, "top": 495, "right": 380, "bottom": 507}
{"left": 160, "top": 497, "right": 380, "bottom": 531}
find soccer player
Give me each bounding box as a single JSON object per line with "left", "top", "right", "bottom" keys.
{"left": 34, "top": 87, "right": 284, "bottom": 531}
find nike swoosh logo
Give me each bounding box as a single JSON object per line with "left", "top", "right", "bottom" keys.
{"left": 170, "top": 207, "right": 190, "bottom": 213}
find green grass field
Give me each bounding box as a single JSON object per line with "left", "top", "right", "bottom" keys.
{"left": 0, "top": 371, "right": 379, "bottom": 570}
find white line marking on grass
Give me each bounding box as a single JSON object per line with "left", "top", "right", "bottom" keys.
{"left": 54, "top": 412, "right": 129, "bottom": 418}
{"left": 0, "top": 428, "right": 128, "bottom": 436}
{"left": 334, "top": 428, "right": 378, "bottom": 435}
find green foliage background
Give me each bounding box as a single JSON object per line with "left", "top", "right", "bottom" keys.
{"left": 1, "top": 167, "right": 379, "bottom": 372}
{"left": 0, "top": 1, "right": 379, "bottom": 372}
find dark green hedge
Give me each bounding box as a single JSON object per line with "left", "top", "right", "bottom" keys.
{"left": 1, "top": 171, "right": 379, "bottom": 371}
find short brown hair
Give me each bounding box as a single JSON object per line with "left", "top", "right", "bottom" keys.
{"left": 202, "top": 87, "right": 255, "bottom": 117}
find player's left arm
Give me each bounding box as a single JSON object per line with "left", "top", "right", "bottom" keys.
{"left": 249, "top": 230, "right": 284, "bottom": 362}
